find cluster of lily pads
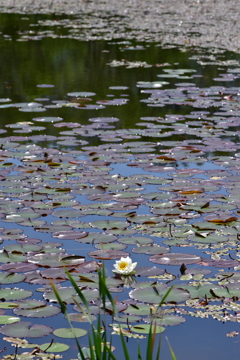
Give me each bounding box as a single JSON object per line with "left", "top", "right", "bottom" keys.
{"left": 1, "top": 23, "right": 240, "bottom": 359}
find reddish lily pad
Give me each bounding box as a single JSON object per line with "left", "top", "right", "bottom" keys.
{"left": 134, "top": 267, "right": 165, "bottom": 277}
{"left": 0, "top": 262, "right": 38, "bottom": 272}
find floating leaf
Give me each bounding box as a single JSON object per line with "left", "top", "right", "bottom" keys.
{"left": 40, "top": 342, "right": 69, "bottom": 352}
{"left": 90, "top": 220, "right": 129, "bottom": 230}
{"left": 130, "top": 285, "right": 190, "bottom": 304}
{"left": 132, "top": 245, "right": 170, "bottom": 255}
{"left": 14, "top": 304, "right": 61, "bottom": 318}
{"left": 67, "top": 92, "right": 96, "bottom": 97}
{"left": 118, "top": 236, "right": 154, "bottom": 245}
{"left": 53, "top": 327, "right": 87, "bottom": 338}
{"left": 88, "top": 250, "right": 130, "bottom": 260}
{"left": 32, "top": 116, "right": 63, "bottom": 123}
{"left": 144, "top": 314, "right": 185, "bottom": 326}
{"left": 0, "top": 321, "right": 52, "bottom": 339}
{"left": 0, "top": 272, "right": 26, "bottom": 284}
{"left": 0, "top": 315, "right": 20, "bottom": 324}
{"left": 134, "top": 267, "right": 165, "bottom": 277}
{"left": 149, "top": 253, "right": 202, "bottom": 265}
{"left": 0, "top": 288, "right": 32, "bottom": 301}
{"left": 112, "top": 323, "right": 165, "bottom": 334}
{"left": 68, "top": 313, "right": 96, "bottom": 323}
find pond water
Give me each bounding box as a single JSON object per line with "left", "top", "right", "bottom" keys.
{"left": 1, "top": 12, "right": 240, "bottom": 360}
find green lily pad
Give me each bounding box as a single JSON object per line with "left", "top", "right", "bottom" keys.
{"left": 129, "top": 285, "right": 190, "bottom": 304}
{"left": 189, "top": 234, "right": 229, "bottom": 244}
{"left": 0, "top": 288, "right": 33, "bottom": 301}
{"left": 44, "top": 287, "right": 98, "bottom": 305}
{"left": 118, "top": 236, "right": 154, "bottom": 245}
{"left": 0, "top": 250, "right": 26, "bottom": 263}
{"left": 88, "top": 249, "right": 130, "bottom": 260}
{"left": 52, "top": 209, "right": 84, "bottom": 218}
{"left": 94, "top": 242, "right": 127, "bottom": 251}
{"left": 144, "top": 314, "right": 186, "bottom": 326}
{"left": 162, "top": 239, "right": 190, "bottom": 246}
{"left": 14, "top": 304, "right": 61, "bottom": 318}
{"left": 179, "top": 284, "right": 222, "bottom": 299}
{"left": 4, "top": 244, "right": 42, "bottom": 253}
{"left": 68, "top": 313, "right": 97, "bottom": 323}
{"left": 90, "top": 220, "right": 129, "bottom": 230}
{"left": 211, "top": 286, "right": 240, "bottom": 298}
{"left": 113, "top": 323, "right": 165, "bottom": 334}
{"left": 114, "top": 314, "right": 142, "bottom": 323}
{"left": 75, "top": 232, "right": 117, "bottom": 244}
{"left": 123, "top": 303, "right": 162, "bottom": 316}
{"left": 0, "top": 315, "right": 20, "bottom": 324}
{"left": 105, "top": 228, "right": 137, "bottom": 236}
{"left": 0, "top": 272, "right": 26, "bottom": 284}
{"left": 40, "top": 342, "right": 70, "bottom": 353}
{"left": 132, "top": 245, "right": 170, "bottom": 255}
{"left": 0, "top": 302, "right": 18, "bottom": 309}
{"left": 53, "top": 327, "right": 87, "bottom": 338}
{"left": 0, "top": 321, "right": 53, "bottom": 338}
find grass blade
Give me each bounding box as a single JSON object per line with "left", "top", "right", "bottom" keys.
{"left": 166, "top": 337, "right": 177, "bottom": 360}
{"left": 137, "top": 343, "right": 143, "bottom": 360}
{"left": 156, "top": 285, "right": 174, "bottom": 312}
{"left": 65, "top": 269, "right": 90, "bottom": 312}
{"left": 119, "top": 328, "right": 131, "bottom": 360}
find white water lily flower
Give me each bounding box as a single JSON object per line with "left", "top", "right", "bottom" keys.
{"left": 112, "top": 256, "right": 137, "bottom": 275}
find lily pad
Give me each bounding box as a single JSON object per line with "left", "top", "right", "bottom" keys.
{"left": 53, "top": 327, "right": 87, "bottom": 338}
{"left": 67, "top": 92, "right": 96, "bottom": 97}
{"left": 0, "top": 321, "right": 53, "bottom": 338}
{"left": 0, "top": 272, "right": 26, "bottom": 284}
{"left": 14, "top": 304, "right": 61, "bottom": 318}
{"left": 132, "top": 245, "right": 170, "bottom": 255}
{"left": 149, "top": 253, "right": 202, "bottom": 265}
{"left": 144, "top": 314, "right": 186, "bottom": 326}
{"left": 0, "top": 288, "right": 33, "bottom": 301}
{"left": 88, "top": 250, "right": 130, "bottom": 260}
{"left": 129, "top": 285, "right": 190, "bottom": 304}
{"left": 40, "top": 342, "right": 70, "bottom": 353}
{"left": 118, "top": 236, "right": 154, "bottom": 245}
{"left": 112, "top": 323, "right": 165, "bottom": 334}
{"left": 0, "top": 315, "right": 20, "bottom": 324}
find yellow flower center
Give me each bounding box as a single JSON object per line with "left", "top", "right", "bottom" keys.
{"left": 119, "top": 261, "right": 128, "bottom": 270}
